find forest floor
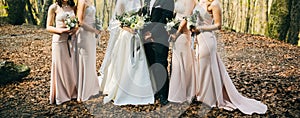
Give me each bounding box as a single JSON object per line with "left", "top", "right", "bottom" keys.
{"left": 0, "top": 24, "right": 299, "bottom": 117}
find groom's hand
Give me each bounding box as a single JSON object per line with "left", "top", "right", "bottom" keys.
{"left": 144, "top": 31, "right": 154, "bottom": 42}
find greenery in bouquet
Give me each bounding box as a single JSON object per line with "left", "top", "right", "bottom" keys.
{"left": 94, "top": 17, "right": 102, "bottom": 30}
{"left": 64, "top": 14, "right": 78, "bottom": 57}
{"left": 116, "top": 11, "right": 149, "bottom": 31}
{"left": 94, "top": 17, "right": 102, "bottom": 38}
{"left": 64, "top": 14, "right": 78, "bottom": 30}
{"left": 186, "top": 10, "right": 199, "bottom": 31}
{"left": 165, "top": 18, "right": 180, "bottom": 34}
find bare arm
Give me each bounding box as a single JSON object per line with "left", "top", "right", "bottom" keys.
{"left": 77, "top": 0, "right": 100, "bottom": 34}
{"left": 198, "top": 2, "right": 222, "bottom": 31}
{"left": 46, "top": 4, "right": 70, "bottom": 34}
{"left": 176, "top": 0, "right": 197, "bottom": 35}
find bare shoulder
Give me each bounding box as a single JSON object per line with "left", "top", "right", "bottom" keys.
{"left": 211, "top": 1, "right": 221, "bottom": 10}
{"left": 77, "top": 0, "right": 87, "bottom": 7}
{"left": 49, "top": 3, "right": 58, "bottom": 12}
{"left": 78, "top": 0, "right": 86, "bottom": 4}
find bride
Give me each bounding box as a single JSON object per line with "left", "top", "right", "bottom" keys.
{"left": 100, "top": 0, "right": 155, "bottom": 105}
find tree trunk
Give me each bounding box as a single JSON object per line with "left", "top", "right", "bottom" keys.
{"left": 39, "top": 0, "right": 53, "bottom": 28}
{"left": 267, "top": 0, "right": 291, "bottom": 41}
{"left": 102, "top": 0, "right": 106, "bottom": 25}
{"left": 25, "top": 0, "right": 37, "bottom": 25}
{"left": 245, "top": 0, "right": 251, "bottom": 33}
{"left": 287, "top": 0, "right": 300, "bottom": 45}
{"left": 6, "top": 0, "right": 26, "bottom": 25}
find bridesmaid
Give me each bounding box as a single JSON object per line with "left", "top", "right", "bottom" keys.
{"left": 191, "top": 0, "right": 267, "bottom": 114}
{"left": 76, "top": 0, "right": 102, "bottom": 102}
{"left": 168, "top": 0, "right": 197, "bottom": 103}
{"left": 46, "top": 0, "right": 77, "bottom": 105}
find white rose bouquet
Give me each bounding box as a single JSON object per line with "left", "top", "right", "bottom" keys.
{"left": 185, "top": 10, "right": 200, "bottom": 50}
{"left": 165, "top": 18, "right": 180, "bottom": 34}
{"left": 116, "top": 11, "right": 149, "bottom": 31}
{"left": 64, "top": 14, "right": 78, "bottom": 30}
{"left": 186, "top": 10, "right": 199, "bottom": 31}
{"left": 64, "top": 14, "right": 78, "bottom": 57}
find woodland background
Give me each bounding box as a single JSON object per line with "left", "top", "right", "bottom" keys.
{"left": 0, "top": 0, "right": 299, "bottom": 45}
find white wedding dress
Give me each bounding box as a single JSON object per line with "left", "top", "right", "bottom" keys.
{"left": 100, "top": 0, "right": 155, "bottom": 105}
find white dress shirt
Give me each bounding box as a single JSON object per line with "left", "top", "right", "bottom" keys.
{"left": 149, "top": 0, "right": 156, "bottom": 13}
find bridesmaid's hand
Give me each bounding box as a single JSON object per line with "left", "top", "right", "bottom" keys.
{"left": 191, "top": 26, "right": 202, "bottom": 34}
{"left": 69, "top": 27, "right": 78, "bottom": 35}
{"left": 170, "top": 33, "right": 179, "bottom": 41}
{"left": 60, "top": 28, "right": 71, "bottom": 34}
{"left": 94, "top": 29, "right": 102, "bottom": 35}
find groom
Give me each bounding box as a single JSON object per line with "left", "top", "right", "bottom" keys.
{"left": 142, "top": 0, "right": 174, "bottom": 105}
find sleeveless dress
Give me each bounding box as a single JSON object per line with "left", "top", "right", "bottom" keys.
{"left": 49, "top": 8, "right": 77, "bottom": 105}
{"left": 76, "top": 6, "right": 100, "bottom": 102}
{"left": 168, "top": 0, "right": 196, "bottom": 103}
{"left": 194, "top": 2, "right": 267, "bottom": 115}
{"left": 101, "top": 0, "right": 155, "bottom": 105}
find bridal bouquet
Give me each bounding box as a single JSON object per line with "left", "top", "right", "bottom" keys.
{"left": 94, "top": 17, "right": 103, "bottom": 39}
{"left": 185, "top": 10, "right": 200, "bottom": 50}
{"left": 186, "top": 10, "right": 200, "bottom": 31}
{"left": 64, "top": 14, "right": 78, "bottom": 30}
{"left": 116, "top": 11, "right": 149, "bottom": 31}
{"left": 165, "top": 18, "right": 180, "bottom": 34}
{"left": 165, "top": 18, "right": 180, "bottom": 42}
{"left": 64, "top": 14, "right": 78, "bottom": 57}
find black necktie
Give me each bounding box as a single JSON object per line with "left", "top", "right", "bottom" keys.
{"left": 145, "top": 0, "right": 151, "bottom": 14}
{"left": 145, "top": 0, "right": 151, "bottom": 7}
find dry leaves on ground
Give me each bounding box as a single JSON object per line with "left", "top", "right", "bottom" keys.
{"left": 0, "top": 25, "right": 299, "bottom": 117}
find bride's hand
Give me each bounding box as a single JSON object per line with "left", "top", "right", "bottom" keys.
{"left": 122, "top": 27, "right": 135, "bottom": 34}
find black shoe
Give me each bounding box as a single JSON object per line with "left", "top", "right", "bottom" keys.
{"left": 159, "top": 95, "right": 169, "bottom": 105}
{"left": 154, "top": 94, "right": 159, "bottom": 100}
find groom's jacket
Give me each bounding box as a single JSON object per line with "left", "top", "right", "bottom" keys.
{"left": 142, "top": 0, "right": 174, "bottom": 46}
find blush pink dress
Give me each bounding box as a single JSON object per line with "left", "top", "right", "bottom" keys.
{"left": 76, "top": 6, "right": 100, "bottom": 102}
{"left": 49, "top": 5, "right": 77, "bottom": 105}
{"left": 168, "top": 0, "right": 197, "bottom": 103}
{"left": 194, "top": 1, "right": 267, "bottom": 115}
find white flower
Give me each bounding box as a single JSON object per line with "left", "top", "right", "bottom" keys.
{"left": 70, "top": 23, "right": 75, "bottom": 28}
{"left": 125, "top": 17, "right": 132, "bottom": 22}
{"left": 67, "top": 19, "right": 71, "bottom": 24}
{"left": 134, "top": 17, "right": 145, "bottom": 30}
{"left": 165, "top": 22, "right": 175, "bottom": 32}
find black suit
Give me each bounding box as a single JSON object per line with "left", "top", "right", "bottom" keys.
{"left": 142, "top": 0, "right": 174, "bottom": 101}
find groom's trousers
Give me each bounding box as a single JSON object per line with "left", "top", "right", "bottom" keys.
{"left": 144, "top": 42, "right": 169, "bottom": 99}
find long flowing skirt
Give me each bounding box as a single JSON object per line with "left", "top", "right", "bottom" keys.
{"left": 76, "top": 28, "right": 100, "bottom": 101}
{"left": 50, "top": 33, "right": 77, "bottom": 105}
{"left": 168, "top": 33, "right": 196, "bottom": 103}
{"left": 101, "top": 29, "right": 154, "bottom": 105}
{"left": 195, "top": 31, "right": 267, "bottom": 115}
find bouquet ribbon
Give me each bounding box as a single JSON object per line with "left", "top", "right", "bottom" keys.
{"left": 67, "top": 35, "right": 72, "bottom": 57}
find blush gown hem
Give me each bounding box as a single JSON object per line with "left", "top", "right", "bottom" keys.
{"left": 194, "top": 2, "right": 267, "bottom": 115}
{"left": 168, "top": 32, "right": 196, "bottom": 104}
{"left": 49, "top": 9, "right": 78, "bottom": 105}
{"left": 76, "top": 6, "right": 100, "bottom": 102}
